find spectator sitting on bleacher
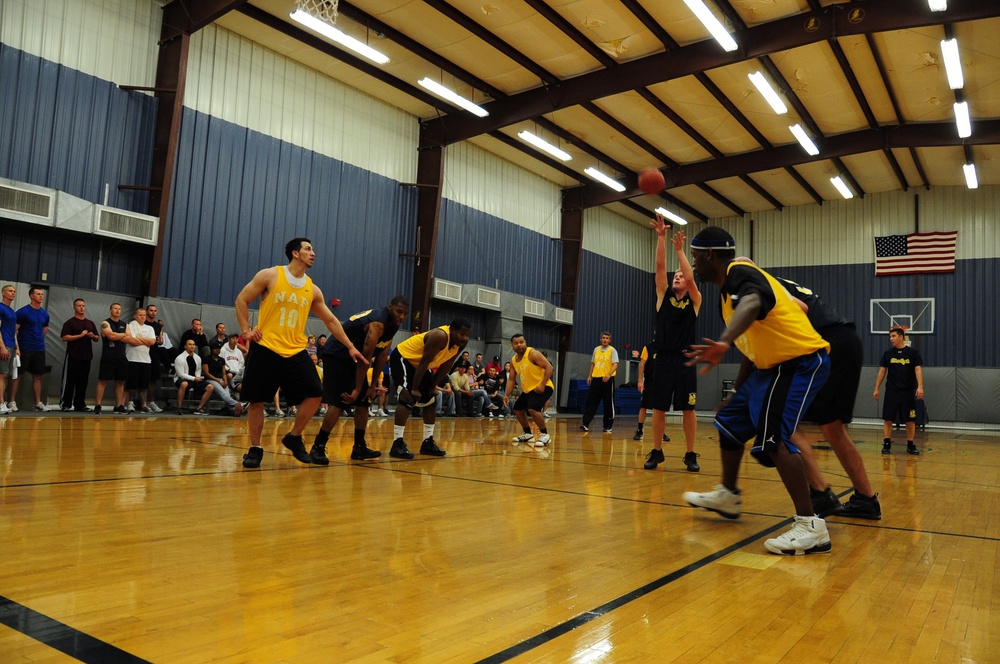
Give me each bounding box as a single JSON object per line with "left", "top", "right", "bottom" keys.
{"left": 173, "top": 339, "right": 214, "bottom": 415}
{"left": 449, "top": 363, "right": 479, "bottom": 416}
{"left": 203, "top": 340, "right": 244, "bottom": 416}
{"left": 481, "top": 365, "right": 505, "bottom": 418}
{"left": 467, "top": 363, "right": 493, "bottom": 417}
{"left": 211, "top": 323, "right": 228, "bottom": 348}
{"left": 180, "top": 319, "right": 209, "bottom": 359}
{"left": 221, "top": 333, "right": 245, "bottom": 391}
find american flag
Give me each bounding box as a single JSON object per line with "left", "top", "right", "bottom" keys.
{"left": 874, "top": 231, "right": 958, "bottom": 276}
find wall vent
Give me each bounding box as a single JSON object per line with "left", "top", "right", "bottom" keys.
{"left": 0, "top": 184, "right": 53, "bottom": 220}
{"left": 524, "top": 298, "right": 546, "bottom": 318}
{"left": 477, "top": 287, "right": 501, "bottom": 308}
{"left": 433, "top": 278, "right": 462, "bottom": 302}
{"left": 94, "top": 206, "right": 159, "bottom": 245}
{"left": 554, "top": 307, "right": 574, "bottom": 324}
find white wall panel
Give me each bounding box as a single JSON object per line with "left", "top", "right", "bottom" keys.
{"left": 443, "top": 141, "right": 563, "bottom": 236}
{"left": 1, "top": 0, "right": 160, "bottom": 86}
{"left": 582, "top": 207, "right": 657, "bottom": 271}
{"left": 186, "top": 25, "right": 418, "bottom": 183}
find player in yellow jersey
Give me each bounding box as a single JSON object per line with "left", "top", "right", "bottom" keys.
{"left": 386, "top": 319, "right": 471, "bottom": 458}
{"left": 580, "top": 332, "right": 619, "bottom": 432}
{"left": 505, "top": 333, "right": 554, "bottom": 447}
{"left": 235, "top": 237, "right": 366, "bottom": 469}
{"left": 683, "top": 226, "right": 833, "bottom": 556}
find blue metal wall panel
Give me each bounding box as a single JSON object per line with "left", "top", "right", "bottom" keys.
{"left": 427, "top": 301, "right": 486, "bottom": 340}
{"left": 161, "top": 108, "right": 417, "bottom": 314}
{"left": 435, "top": 199, "right": 563, "bottom": 301}
{"left": 572, "top": 251, "right": 656, "bottom": 355}
{"left": 0, "top": 44, "right": 157, "bottom": 211}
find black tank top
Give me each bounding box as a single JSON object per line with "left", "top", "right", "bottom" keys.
{"left": 323, "top": 307, "right": 399, "bottom": 360}
{"left": 655, "top": 288, "right": 696, "bottom": 353}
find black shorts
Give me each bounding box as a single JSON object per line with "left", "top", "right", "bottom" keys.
{"left": 19, "top": 349, "right": 46, "bottom": 375}
{"left": 513, "top": 385, "right": 553, "bottom": 413}
{"left": 174, "top": 377, "right": 209, "bottom": 397}
{"left": 98, "top": 357, "right": 129, "bottom": 382}
{"left": 322, "top": 355, "right": 372, "bottom": 409}
{"left": 646, "top": 353, "right": 697, "bottom": 412}
{"left": 148, "top": 347, "right": 162, "bottom": 380}
{"left": 240, "top": 343, "right": 322, "bottom": 406}
{"left": 127, "top": 362, "right": 151, "bottom": 390}
{"left": 882, "top": 387, "right": 916, "bottom": 423}
{"left": 389, "top": 349, "right": 438, "bottom": 407}
{"left": 804, "top": 324, "right": 862, "bottom": 425}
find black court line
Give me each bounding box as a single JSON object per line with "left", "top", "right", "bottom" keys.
{"left": 473, "top": 518, "right": 794, "bottom": 664}
{"left": 0, "top": 594, "right": 150, "bottom": 663}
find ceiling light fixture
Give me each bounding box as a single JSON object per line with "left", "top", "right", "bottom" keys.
{"left": 830, "top": 176, "right": 853, "bottom": 199}
{"left": 789, "top": 124, "right": 819, "bottom": 156}
{"left": 927, "top": 0, "right": 947, "bottom": 11}
{"left": 954, "top": 101, "right": 971, "bottom": 138}
{"left": 289, "top": 9, "right": 390, "bottom": 65}
{"left": 940, "top": 39, "right": 964, "bottom": 89}
{"left": 417, "top": 77, "right": 489, "bottom": 117}
{"left": 584, "top": 167, "right": 626, "bottom": 192}
{"left": 517, "top": 130, "right": 571, "bottom": 161}
{"left": 655, "top": 207, "right": 688, "bottom": 225}
{"left": 963, "top": 163, "right": 979, "bottom": 189}
{"left": 683, "top": 0, "right": 738, "bottom": 53}
{"left": 748, "top": 71, "right": 788, "bottom": 114}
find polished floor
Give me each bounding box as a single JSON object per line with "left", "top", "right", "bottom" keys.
{"left": 1, "top": 410, "right": 998, "bottom": 663}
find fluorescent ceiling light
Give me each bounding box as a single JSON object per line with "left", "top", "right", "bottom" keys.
{"left": 789, "top": 124, "right": 819, "bottom": 156}
{"left": 683, "top": 0, "right": 738, "bottom": 53}
{"left": 655, "top": 207, "right": 688, "bottom": 225}
{"left": 830, "top": 176, "right": 853, "bottom": 199}
{"left": 517, "top": 130, "right": 571, "bottom": 161}
{"left": 748, "top": 71, "right": 787, "bottom": 114}
{"left": 289, "top": 9, "right": 389, "bottom": 65}
{"left": 928, "top": 0, "right": 947, "bottom": 11}
{"left": 584, "top": 167, "right": 626, "bottom": 192}
{"left": 940, "top": 39, "right": 964, "bottom": 89}
{"left": 963, "top": 163, "right": 979, "bottom": 189}
{"left": 954, "top": 101, "right": 971, "bottom": 138}
{"left": 417, "top": 77, "right": 489, "bottom": 117}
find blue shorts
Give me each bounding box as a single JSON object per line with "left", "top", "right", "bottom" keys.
{"left": 714, "top": 349, "right": 829, "bottom": 467}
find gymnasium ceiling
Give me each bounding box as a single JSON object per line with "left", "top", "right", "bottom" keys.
{"left": 203, "top": 0, "right": 1000, "bottom": 225}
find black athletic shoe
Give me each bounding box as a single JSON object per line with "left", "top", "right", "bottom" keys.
{"left": 93, "top": 405, "right": 102, "bottom": 415}
{"left": 810, "top": 486, "right": 841, "bottom": 517}
{"left": 75, "top": 406, "right": 92, "bottom": 412}
{"left": 580, "top": 423, "right": 589, "bottom": 432}
{"left": 683, "top": 451, "right": 701, "bottom": 473}
{"left": 881, "top": 440, "right": 891, "bottom": 454}
{"left": 662, "top": 433, "right": 671, "bottom": 442}
{"left": 643, "top": 448, "right": 665, "bottom": 470}
{"left": 390, "top": 438, "right": 414, "bottom": 459}
{"left": 907, "top": 442, "right": 920, "bottom": 456}
{"left": 351, "top": 443, "right": 382, "bottom": 460}
{"left": 309, "top": 443, "right": 330, "bottom": 465}
{"left": 420, "top": 436, "right": 446, "bottom": 457}
{"left": 113, "top": 405, "right": 126, "bottom": 414}
{"left": 632, "top": 428, "right": 643, "bottom": 441}
{"left": 833, "top": 492, "right": 882, "bottom": 520}
{"left": 282, "top": 433, "right": 313, "bottom": 464}
{"left": 242, "top": 446, "right": 263, "bottom": 469}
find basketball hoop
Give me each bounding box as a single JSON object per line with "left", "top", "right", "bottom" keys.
{"left": 295, "top": 0, "right": 339, "bottom": 26}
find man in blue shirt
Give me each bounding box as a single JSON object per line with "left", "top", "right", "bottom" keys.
{"left": 0, "top": 284, "right": 18, "bottom": 414}
{"left": 13, "top": 285, "right": 51, "bottom": 411}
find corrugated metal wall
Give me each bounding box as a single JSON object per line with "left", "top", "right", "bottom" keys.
{"left": 582, "top": 206, "right": 656, "bottom": 270}
{"left": 573, "top": 250, "right": 655, "bottom": 355}
{"left": 185, "top": 25, "right": 418, "bottom": 184}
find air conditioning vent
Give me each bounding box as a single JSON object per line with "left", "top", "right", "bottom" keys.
{"left": 0, "top": 184, "right": 52, "bottom": 220}
{"left": 477, "top": 287, "right": 501, "bottom": 308}
{"left": 433, "top": 279, "right": 462, "bottom": 302}
{"left": 524, "top": 298, "right": 546, "bottom": 318}
{"left": 554, "top": 307, "right": 573, "bottom": 324}
{"left": 94, "top": 206, "right": 159, "bottom": 245}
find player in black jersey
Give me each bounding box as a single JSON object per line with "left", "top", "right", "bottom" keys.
{"left": 310, "top": 296, "right": 410, "bottom": 463}
{"left": 642, "top": 217, "right": 702, "bottom": 473}
{"left": 874, "top": 327, "right": 924, "bottom": 456}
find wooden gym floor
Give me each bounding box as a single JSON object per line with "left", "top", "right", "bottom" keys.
{"left": 1, "top": 411, "right": 998, "bottom": 663}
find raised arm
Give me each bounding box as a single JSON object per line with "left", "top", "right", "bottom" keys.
{"left": 673, "top": 230, "right": 701, "bottom": 312}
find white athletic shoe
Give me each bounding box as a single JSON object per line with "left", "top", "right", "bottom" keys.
{"left": 764, "top": 516, "right": 832, "bottom": 555}
{"left": 149, "top": 402, "right": 163, "bottom": 413}
{"left": 34, "top": 402, "right": 46, "bottom": 412}
{"left": 0, "top": 403, "right": 8, "bottom": 415}
{"left": 126, "top": 401, "right": 136, "bottom": 413}
{"left": 8, "top": 401, "right": 17, "bottom": 412}
{"left": 379, "top": 409, "right": 390, "bottom": 417}
{"left": 535, "top": 433, "right": 550, "bottom": 446}
{"left": 512, "top": 433, "right": 534, "bottom": 443}
{"left": 682, "top": 484, "right": 743, "bottom": 519}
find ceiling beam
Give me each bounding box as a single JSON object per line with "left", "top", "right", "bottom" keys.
{"left": 160, "top": 0, "right": 250, "bottom": 44}
{"left": 420, "top": 1, "right": 1000, "bottom": 148}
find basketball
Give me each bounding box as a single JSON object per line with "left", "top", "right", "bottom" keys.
{"left": 638, "top": 168, "right": 665, "bottom": 195}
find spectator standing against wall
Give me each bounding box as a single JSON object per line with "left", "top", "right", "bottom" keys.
{"left": 580, "top": 332, "right": 618, "bottom": 433}
{"left": 12, "top": 285, "right": 50, "bottom": 411}
{"left": 0, "top": 284, "right": 18, "bottom": 414}
{"left": 125, "top": 307, "right": 156, "bottom": 413}
{"left": 59, "top": 298, "right": 99, "bottom": 412}
{"left": 145, "top": 303, "right": 165, "bottom": 412}
{"left": 94, "top": 303, "right": 131, "bottom": 414}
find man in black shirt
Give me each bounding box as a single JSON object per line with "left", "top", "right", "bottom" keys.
{"left": 180, "top": 319, "right": 209, "bottom": 359}
{"left": 874, "top": 327, "right": 924, "bottom": 456}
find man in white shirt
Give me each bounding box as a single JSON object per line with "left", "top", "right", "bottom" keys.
{"left": 173, "top": 339, "right": 215, "bottom": 415}
{"left": 125, "top": 307, "right": 156, "bottom": 413}
{"left": 221, "top": 333, "right": 246, "bottom": 391}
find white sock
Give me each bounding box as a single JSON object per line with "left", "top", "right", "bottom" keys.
{"left": 424, "top": 424, "right": 435, "bottom": 440}
{"left": 394, "top": 424, "right": 405, "bottom": 440}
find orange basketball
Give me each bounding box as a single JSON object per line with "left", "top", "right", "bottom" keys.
{"left": 638, "top": 168, "right": 665, "bottom": 195}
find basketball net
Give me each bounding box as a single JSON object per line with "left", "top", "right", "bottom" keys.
{"left": 296, "top": 0, "right": 339, "bottom": 25}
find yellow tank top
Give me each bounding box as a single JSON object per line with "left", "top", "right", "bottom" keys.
{"left": 722, "top": 262, "right": 830, "bottom": 369}
{"left": 258, "top": 266, "right": 314, "bottom": 358}
{"left": 511, "top": 347, "right": 553, "bottom": 393}
{"left": 591, "top": 345, "right": 616, "bottom": 377}
{"left": 396, "top": 325, "right": 460, "bottom": 369}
